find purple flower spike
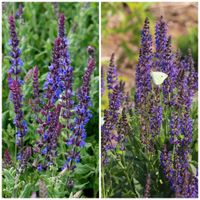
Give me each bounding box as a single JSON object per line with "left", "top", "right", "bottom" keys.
{"left": 9, "top": 80, "right": 28, "bottom": 147}
{"left": 107, "top": 53, "right": 118, "bottom": 90}
{"left": 33, "top": 66, "right": 40, "bottom": 112}
{"left": 36, "top": 103, "right": 62, "bottom": 169}
{"left": 169, "top": 113, "right": 181, "bottom": 145}
{"left": 63, "top": 47, "right": 96, "bottom": 171}
{"left": 155, "top": 16, "right": 168, "bottom": 60}
{"left": 3, "top": 149, "right": 12, "bottom": 166}
{"left": 8, "top": 15, "right": 23, "bottom": 76}
{"left": 20, "top": 146, "right": 32, "bottom": 169}
{"left": 57, "top": 14, "right": 74, "bottom": 128}
{"left": 101, "top": 54, "right": 123, "bottom": 164}
{"left": 149, "top": 103, "right": 162, "bottom": 137}
{"left": 36, "top": 39, "right": 63, "bottom": 169}
{"left": 43, "top": 37, "right": 69, "bottom": 106}
{"left": 135, "top": 17, "right": 152, "bottom": 109}
{"left": 7, "top": 15, "right": 28, "bottom": 164}
{"left": 160, "top": 145, "right": 174, "bottom": 184}
{"left": 162, "top": 37, "right": 178, "bottom": 105}
{"left": 36, "top": 14, "right": 75, "bottom": 170}
{"left": 117, "top": 108, "right": 130, "bottom": 150}
{"left": 58, "top": 13, "right": 65, "bottom": 38}
{"left": 15, "top": 3, "right": 23, "bottom": 19}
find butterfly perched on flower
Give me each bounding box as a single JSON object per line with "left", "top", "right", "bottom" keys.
{"left": 150, "top": 71, "right": 168, "bottom": 85}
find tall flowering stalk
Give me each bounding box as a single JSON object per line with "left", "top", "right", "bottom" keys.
{"left": 62, "top": 46, "right": 96, "bottom": 171}
{"left": 7, "top": 15, "right": 28, "bottom": 162}
{"left": 107, "top": 53, "right": 118, "bottom": 90}
{"left": 58, "top": 14, "right": 74, "bottom": 130}
{"left": 147, "top": 18, "right": 168, "bottom": 139}
{"left": 32, "top": 66, "right": 40, "bottom": 113}
{"left": 35, "top": 38, "right": 63, "bottom": 170}
{"left": 8, "top": 15, "right": 24, "bottom": 78}
{"left": 101, "top": 53, "right": 131, "bottom": 166}
{"left": 9, "top": 80, "right": 27, "bottom": 146}
{"left": 102, "top": 52, "right": 133, "bottom": 166}
{"left": 117, "top": 108, "right": 130, "bottom": 150}
{"left": 43, "top": 37, "right": 62, "bottom": 103}
{"left": 135, "top": 17, "right": 152, "bottom": 109}
{"left": 101, "top": 54, "right": 122, "bottom": 164}
{"left": 155, "top": 16, "right": 168, "bottom": 66}
{"left": 135, "top": 17, "right": 155, "bottom": 150}
{"left": 162, "top": 37, "right": 177, "bottom": 105}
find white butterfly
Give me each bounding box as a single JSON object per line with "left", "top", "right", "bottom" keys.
{"left": 150, "top": 71, "right": 168, "bottom": 85}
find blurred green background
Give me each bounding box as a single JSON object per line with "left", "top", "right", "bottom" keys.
{"left": 102, "top": 2, "right": 198, "bottom": 92}
{"left": 2, "top": 2, "right": 99, "bottom": 198}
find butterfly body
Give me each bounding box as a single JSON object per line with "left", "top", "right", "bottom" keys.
{"left": 150, "top": 71, "right": 168, "bottom": 85}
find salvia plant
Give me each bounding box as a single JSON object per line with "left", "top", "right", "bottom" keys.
{"left": 101, "top": 16, "right": 198, "bottom": 198}
{"left": 3, "top": 3, "right": 98, "bottom": 198}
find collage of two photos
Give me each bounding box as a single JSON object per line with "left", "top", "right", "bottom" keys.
{"left": 2, "top": 1, "right": 198, "bottom": 198}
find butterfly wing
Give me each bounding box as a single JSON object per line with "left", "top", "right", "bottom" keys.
{"left": 150, "top": 71, "right": 168, "bottom": 85}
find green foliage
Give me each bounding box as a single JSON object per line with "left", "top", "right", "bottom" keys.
{"left": 2, "top": 2, "right": 99, "bottom": 198}
{"left": 177, "top": 27, "right": 198, "bottom": 70}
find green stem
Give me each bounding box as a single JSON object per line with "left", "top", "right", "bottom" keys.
{"left": 102, "top": 166, "right": 106, "bottom": 198}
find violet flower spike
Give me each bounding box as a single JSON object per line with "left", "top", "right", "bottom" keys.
{"left": 169, "top": 112, "right": 181, "bottom": 145}
{"left": 9, "top": 80, "right": 28, "bottom": 147}
{"left": 36, "top": 38, "right": 63, "bottom": 169}
{"left": 8, "top": 16, "right": 24, "bottom": 84}
{"left": 8, "top": 15, "right": 23, "bottom": 80}
{"left": 15, "top": 3, "right": 23, "bottom": 19}
{"left": 102, "top": 84, "right": 121, "bottom": 164}
{"left": 43, "top": 37, "right": 62, "bottom": 103}
{"left": 63, "top": 47, "right": 96, "bottom": 171}
{"left": 58, "top": 13, "right": 65, "bottom": 38}
{"left": 58, "top": 14, "right": 74, "bottom": 126}
{"left": 160, "top": 145, "right": 174, "bottom": 187}
{"left": 155, "top": 16, "right": 168, "bottom": 62}
{"left": 36, "top": 104, "right": 62, "bottom": 170}
{"left": 135, "top": 17, "right": 152, "bottom": 109}
{"left": 117, "top": 108, "right": 130, "bottom": 150}
{"left": 107, "top": 53, "right": 118, "bottom": 90}
{"left": 162, "top": 36, "right": 178, "bottom": 105}
{"left": 101, "top": 54, "right": 122, "bottom": 164}
{"left": 3, "top": 149, "right": 12, "bottom": 166}
{"left": 32, "top": 66, "right": 40, "bottom": 112}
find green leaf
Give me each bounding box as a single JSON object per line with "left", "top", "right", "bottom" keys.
{"left": 74, "top": 182, "right": 89, "bottom": 190}
{"left": 133, "top": 178, "right": 142, "bottom": 197}
{"left": 189, "top": 163, "right": 197, "bottom": 176}
{"left": 19, "top": 183, "right": 33, "bottom": 198}
{"left": 19, "top": 183, "right": 32, "bottom": 198}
